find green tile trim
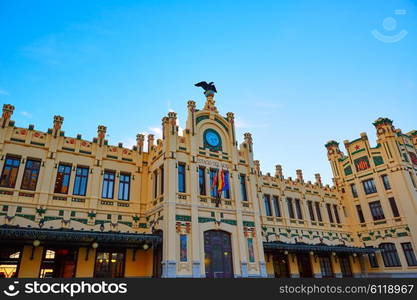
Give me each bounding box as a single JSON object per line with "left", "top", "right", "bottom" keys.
{"left": 176, "top": 215, "right": 191, "bottom": 222}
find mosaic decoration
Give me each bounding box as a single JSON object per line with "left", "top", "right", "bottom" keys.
{"left": 344, "top": 166, "right": 353, "bottom": 176}
{"left": 409, "top": 152, "right": 417, "bottom": 165}
{"left": 372, "top": 156, "right": 384, "bottom": 166}
{"left": 247, "top": 238, "right": 255, "bottom": 263}
{"left": 354, "top": 156, "right": 370, "bottom": 172}
{"left": 180, "top": 234, "right": 187, "bottom": 262}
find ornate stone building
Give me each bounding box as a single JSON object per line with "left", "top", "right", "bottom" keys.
{"left": 0, "top": 91, "right": 416, "bottom": 278}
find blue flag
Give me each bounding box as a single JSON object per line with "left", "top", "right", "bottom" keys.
{"left": 223, "top": 171, "right": 230, "bottom": 191}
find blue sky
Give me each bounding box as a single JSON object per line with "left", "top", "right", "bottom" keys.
{"left": 0, "top": 0, "right": 416, "bottom": 184}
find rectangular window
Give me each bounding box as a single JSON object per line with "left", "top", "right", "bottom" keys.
{"left": 102, "top": 171, "right": 115, "bottom": 199}
{"left": 356, "top": 205, "right": 365, "bottom": 223}
{"left": 73, "top": 166, "right": 88, "bottom": 196}
{"left": 0, "top": 155, "right": 21, "bottom": 188}
{"left": 160, "top": 166, "right": 164, "bottom": 195}
{"left": 319, "top": 255, "right": 333, "bottom": 278}
{"left": 350, "top": 183, "right": 358, "bottom": 198}
{"left": 326, "top": 203, "right": 334, "bottom": 223}
{"left": 153, "top": 170, "right": 158, "bottom": 198}
{"left": 240, "top": 174, "right": 247, "bottom": 201}
{"left": 94, "top": 251, "right": 125, "bottom": 278}
{"left": 409, "top": 172, "right": 416, "bottom": 188}
{"left": 333, "top": 205, "right": 340, "bottom": 224}
{"left": 380, "top": 243, "right": 401, "bottom": 267}
{"left": 180, "top": 234, "right": 187, "bottom": 262}
{"left": 315, "top": 202, "right": 322, "bottom": 222}
{"left": 369, "top": 201, "right": 385, "bottom": 221}
{"left": 307, "top": 201, "right": 315, "bottom": 221}
{"left": 0, "top": 247, "right": 21, "bottom": 278}
{"left": 286, "top": 198, "right": 295, "bottom": 219}
{"left": 366, "top": 247, "right": 379, "bottom": 268}
{"left": 264, "top": 194, "right": 272, "bottom": 216}
{"left": 118, "top": 173, "right": 130, "bottom": 201}
{"left": 199, "top": 167, "right": 206, "bottom": 196}
{"left": 401, "top": 243, "right": 417, "bottom": 266}
{"left": 362, "top": 179, "right": 377, "bottom": 195}
{"left": 178, "top": 163, "right": 186, "bottom": 193}
{"left": 295, "top": 199, "right": 303, "bottom": 220}
{"left": 209, "top": 169, "right": 217, "bottom": 197}
{"left": 223, "top": 171, "right": 230, "bottom": 199}
{"left": 388, "top": 197, "right": 400, "bottom": 218}
{"left": 272, "top": 196, "right": 281, "bottom": 217}
{"left": 54, "top": 164, "right": 72, "bottom": 194}
{"left": 21, "top": 159, "right": 41, "bottom": 191}
{"left": 381, "top": 174, "right": 391, "bottom": 190}
{"left": 247, "top": 238, "right": 255, "bottom": 263}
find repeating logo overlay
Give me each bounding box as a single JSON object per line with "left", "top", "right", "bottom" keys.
{"left": 3, "top": 281, "right": 20, "bottom": 297}
{"left": 372, "top": 9, "right": 408, "bottom": 43}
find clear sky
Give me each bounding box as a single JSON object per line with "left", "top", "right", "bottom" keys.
{"left": 0, "top": 0, "right": 416, "bottom": 184}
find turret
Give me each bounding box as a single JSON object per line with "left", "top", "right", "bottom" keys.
{"left": 296, "top": 169, "right": 304, "bottom": 183}
{"left": 97, "top": 125, "right": 106, "bottom": 146}
{"left": 315, "top": 173, "right": 322, "bottom": 187}
{"left": 147, "top": 134, "right": 155, "bottom": 153}
{"left": 373, "top": 117, "right": 395, "bottom": 138}
{"left": 275, "top": 165, "right": 283, "bottom": 179}
{"left": 1, "top": 104, "right": 14, "bottom": 128}
{"left": 52, "top": 115, "right": 64, "bottom": 138}
{"left": 136, "top": 134, "right": 145, "bottom": 154}
{"left": 187, "top": 100, "right": 196, "bottom": 136}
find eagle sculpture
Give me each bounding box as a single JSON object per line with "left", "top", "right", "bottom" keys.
{"left": 194, "top": 81, "right": 217, "bottom": 93}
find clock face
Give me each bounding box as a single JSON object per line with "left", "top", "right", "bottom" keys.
{"left": 205, "top": 131, "right": 220, "bottom": 147}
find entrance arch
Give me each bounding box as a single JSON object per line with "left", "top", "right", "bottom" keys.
{"left": 204, "top": 230, "right": 234, "bottom": 278}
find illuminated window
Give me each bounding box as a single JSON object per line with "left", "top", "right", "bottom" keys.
{"left": 0, "top": 248, "right": 21, "bottom": 278}
{"left": 94, "top": 251, "right": 125, "bottom": 278}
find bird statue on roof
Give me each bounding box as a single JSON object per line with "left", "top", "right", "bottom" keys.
{"left": 194, "top": 81, "right": 217, "bottom": 95}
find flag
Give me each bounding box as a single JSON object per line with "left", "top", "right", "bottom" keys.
{"left": 223, "top": 171, "right": 230, "bottom": 192}
{"left": 217, "top": 169, "right": 224, "bottom": 193}
{"left": 211, "top": 169, "right": 218, "bottom": 191}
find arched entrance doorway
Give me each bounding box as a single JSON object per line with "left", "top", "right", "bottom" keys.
{"left": 204, "top": 230, "right": 233, "bottom": 278}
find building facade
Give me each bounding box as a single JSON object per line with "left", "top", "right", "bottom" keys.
{"left": 0, "top": 92, "right": 416, "bottom": 278}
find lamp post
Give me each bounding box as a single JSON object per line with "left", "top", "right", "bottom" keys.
{"left": 30, "top": 239, "right": 40, "bottom": 260}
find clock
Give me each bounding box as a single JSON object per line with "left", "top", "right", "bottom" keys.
{"left": 203, "top": 129, "right": 222, "bottom": 151}
{"left": 205, "top": 131, "right": 220, "bottom": 146}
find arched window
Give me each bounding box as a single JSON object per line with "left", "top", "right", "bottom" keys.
{"left": 379, "top": 243, "right": 401, "bottom": 267}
